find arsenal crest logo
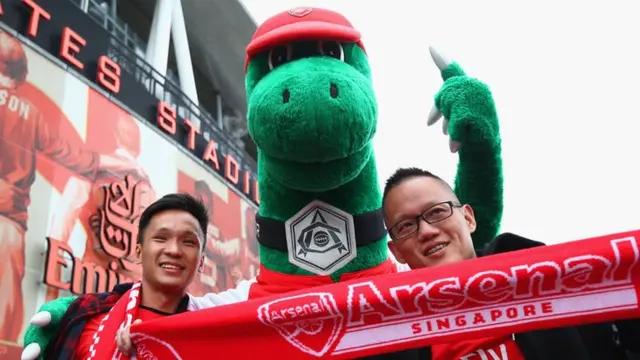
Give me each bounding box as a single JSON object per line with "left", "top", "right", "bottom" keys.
{"left": 285, "top": 200, "right": 357, "bottom": 275}
{"left": 288, "top": 7, "right": 313, "bottom": 17}
{"left": 258, "top": 293, "right": 344, "bottom": 357}
{"left": 128, "top": 333, "right": 182, "bottom": 359}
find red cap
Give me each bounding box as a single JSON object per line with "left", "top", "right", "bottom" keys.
{"left": 245, "top": 7, "right": 365, "bottom": 72}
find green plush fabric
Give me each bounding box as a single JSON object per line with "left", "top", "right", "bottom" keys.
{"left": 246, "top": 43, "right": 505, "bottom": 278}
{"left": 436, "top": 63, "right": 504, "bottom": 248}
{"left": 23, "top": 295, "right": 77, "bottom": 359}
{"left": 246, "top": 44, "right": 388, "bottom": 281}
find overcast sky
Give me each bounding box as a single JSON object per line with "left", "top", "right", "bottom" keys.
{"left": 239, "top": 0, "right": 640, "bottom": 245}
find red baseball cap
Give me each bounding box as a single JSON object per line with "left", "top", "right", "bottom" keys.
{"left": 244, "top": 7, "right": 365, "bottom": 72}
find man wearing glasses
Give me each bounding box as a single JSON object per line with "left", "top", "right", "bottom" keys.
{"left": 383, "top": 170, "right": 475, "bottom": 270}
{"left": 382, "top": 167, "right": 640, "bottom": 360}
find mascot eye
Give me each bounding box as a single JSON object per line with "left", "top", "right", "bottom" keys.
{"left": 318, "top": 41, "right": 344, "bottom": 62}
{"left": 268, "top": 45, "right": 292, "bottom": 70}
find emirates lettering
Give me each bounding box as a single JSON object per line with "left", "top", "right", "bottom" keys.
{"left": 0, "top": 89, "right": 30, "bottom": 119}
{"left": 347, "top": 238, "right": 638, "bottom": 326}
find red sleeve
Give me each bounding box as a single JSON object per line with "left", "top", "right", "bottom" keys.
{"left": 75, "top": 313, "right": 108, "bottom": 360}
{"left": 34, "top": 111, "right": 99, "bottom": 180}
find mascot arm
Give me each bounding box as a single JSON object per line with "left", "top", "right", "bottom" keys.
{"left": 21, "top": 295, "right": 78, "bottom": 360}
{"left": 427, "top": 47, "right": 503, "bottom": 249}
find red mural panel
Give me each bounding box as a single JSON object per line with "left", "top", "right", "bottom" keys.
{"left": 177, "top": 170, "right": 250, "bottom": 296}
{"left": 0, "top": 29, "right": 259, "bottom": 357}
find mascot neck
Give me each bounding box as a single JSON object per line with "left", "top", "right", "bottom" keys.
{"left": 257, "top": 147, "right": 389, "bottom": 280}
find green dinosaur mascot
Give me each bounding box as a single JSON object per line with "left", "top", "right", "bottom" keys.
{"left": 20, "top": 7, "right": 503, "bottom": 359}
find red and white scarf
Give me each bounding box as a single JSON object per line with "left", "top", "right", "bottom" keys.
{"left": 88, "top": 282, "right": 142, "bottom": 360}
{"left": 130, "top": 230, "right": 640, "bottom": 359}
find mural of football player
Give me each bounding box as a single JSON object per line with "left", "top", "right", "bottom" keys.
{"left": 46, "top": 112, "right": 155, "bottom": 301}
{"left": 190, "top": 180, "right": 241, "bottom": 294}
{"left": 0, "top": 30, "right": 142, "bottom": 342}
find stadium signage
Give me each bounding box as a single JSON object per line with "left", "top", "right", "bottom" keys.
{"left": 1, "top": 0, "right": 260, "bottom": 206}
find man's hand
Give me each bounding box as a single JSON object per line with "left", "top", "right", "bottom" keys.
{"left": 229, "top": 265, "right": 245, "bottom": 285}
{"left": 219, "top": 238, "right": 241, "bottom": 261}
{"left": 21, "top": 296, "right": 77, "bottom": 360}
{"left": 0, "top": 178, "right": 26, "bottom": 212}
{"left": 426, "top": 46, "right": 500, "bottom": 153}
{"left": 116, "top": 319, "right": 142, "bottom": 355}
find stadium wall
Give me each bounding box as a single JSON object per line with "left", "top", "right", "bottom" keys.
{"left": 0, "top": 0, "right": 258, "bottom": 356}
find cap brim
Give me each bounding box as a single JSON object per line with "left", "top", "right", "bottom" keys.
{"left": 246, "top": 21, "right": 361, "bottom": 57}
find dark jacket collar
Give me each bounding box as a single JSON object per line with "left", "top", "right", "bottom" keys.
{"left": 478, "top": 232, "right": 546, "bottom": 257}
{"left": 114, "top": 282, "right": 190, "bottom": 313}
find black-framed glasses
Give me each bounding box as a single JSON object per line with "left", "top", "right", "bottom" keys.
{"left": 388, "top": 201, "right": 462, "bottom": 241}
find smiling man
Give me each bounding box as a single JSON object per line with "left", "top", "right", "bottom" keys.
{"left": 39, "top": 193, "right": 209, "bottom": 359}
{"left": 382, "top": 167, "right": 640, "bottom": 360}
{"left": 384, "top": 169, "right": 476, "bottom": 269}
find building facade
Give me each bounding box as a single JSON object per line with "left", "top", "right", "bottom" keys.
{"left": 0, "top": 0, "right": 258, "bottom": 357}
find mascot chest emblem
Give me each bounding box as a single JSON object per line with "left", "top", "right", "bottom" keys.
{"left": 285, "top": 200, "right": 357, "bottom": 275}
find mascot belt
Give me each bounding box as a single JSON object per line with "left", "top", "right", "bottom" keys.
{"left": 130, "top": 229, "right": 640, "bottom": 359}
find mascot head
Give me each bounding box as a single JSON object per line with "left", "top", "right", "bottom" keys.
{"left": 244, "top": 7, "right": 377, "bottom": 192}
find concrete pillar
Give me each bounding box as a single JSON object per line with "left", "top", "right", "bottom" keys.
{"left": 216, "top": 94, "right": 224, "bottom": 129}
{"left": 80, "top": 0, "right": 89, "bottom": 12}
{"left": 145, "top": 0, "right": 174, "bottom": 76}
{"left": 171, "top": 0, "right": 200, "bottom": 107}
{"left": 109, "top": 0, "right": 117, "bottom": 19}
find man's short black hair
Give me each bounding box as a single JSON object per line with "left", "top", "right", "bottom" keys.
{"left": 137, "top": 193, "right": 209, "bottom": 250}
{"left": 382, "top": 167, "right": 456, "bottom": 205}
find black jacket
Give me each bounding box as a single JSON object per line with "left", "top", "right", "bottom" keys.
{"left": 362, "top": 233, "right": 640, "bottom": 360}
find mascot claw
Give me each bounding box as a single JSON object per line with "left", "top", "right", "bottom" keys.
{"left": 427, "top": 46, "right": 460, "bottom": 153}
{"left": 30, "top": 311, "right": 52, "bottom": 327}
{"left": 429, "top": 46, "right": 452, "bottom": 71}
{"left": 427, "top": 106, "right": 442, "bottom": 126}
{"left": 449, "top": 138, "right": 461, "bottom": 153}
{"left": 20, "top": 311, "right": 52, "bottom": 360}
{"left": 428, "top": 106, "right": 460, "bottom": 154}
{"left": 21, "top": 343, "right": 41, "bottom": 360}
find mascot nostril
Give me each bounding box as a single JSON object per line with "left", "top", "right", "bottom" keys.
{"left": 282, "top": 89, "right": 290, "bottom": 104}
{"left": 330, "top": 83, "right": 339, "bottom": 98}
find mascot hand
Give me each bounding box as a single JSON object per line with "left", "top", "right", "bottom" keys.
{"left": 427, "top": 47, "right": 499, "bottom": 153}
{"left": 21, "top": 296, "right": 78, "bottom": 360}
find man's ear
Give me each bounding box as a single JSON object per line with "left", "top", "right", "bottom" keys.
{"left": 198, "top": 255, "right": 205, "bottom": 273}
{"left": 135, "top": 243, "right": 142, "bottom": 264}
{"left": 462, "top": 204, "right": 477, "bottom": 233}
{"left": 387, "top": 241, "right": 406, "bottom": 264}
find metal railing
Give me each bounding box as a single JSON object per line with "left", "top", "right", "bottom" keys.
{"left": 69, "top": 0, "right": 257, "bottom": 171}
{"left": 105, "top": 35, "right": 257, "bottom": 170}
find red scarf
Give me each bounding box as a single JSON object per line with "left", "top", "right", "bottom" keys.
{"left": 130, "top": 230, "right": 640, "bottom": 359}
{"left": 88, "top": 282, "right": 142, "bottom": 360}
